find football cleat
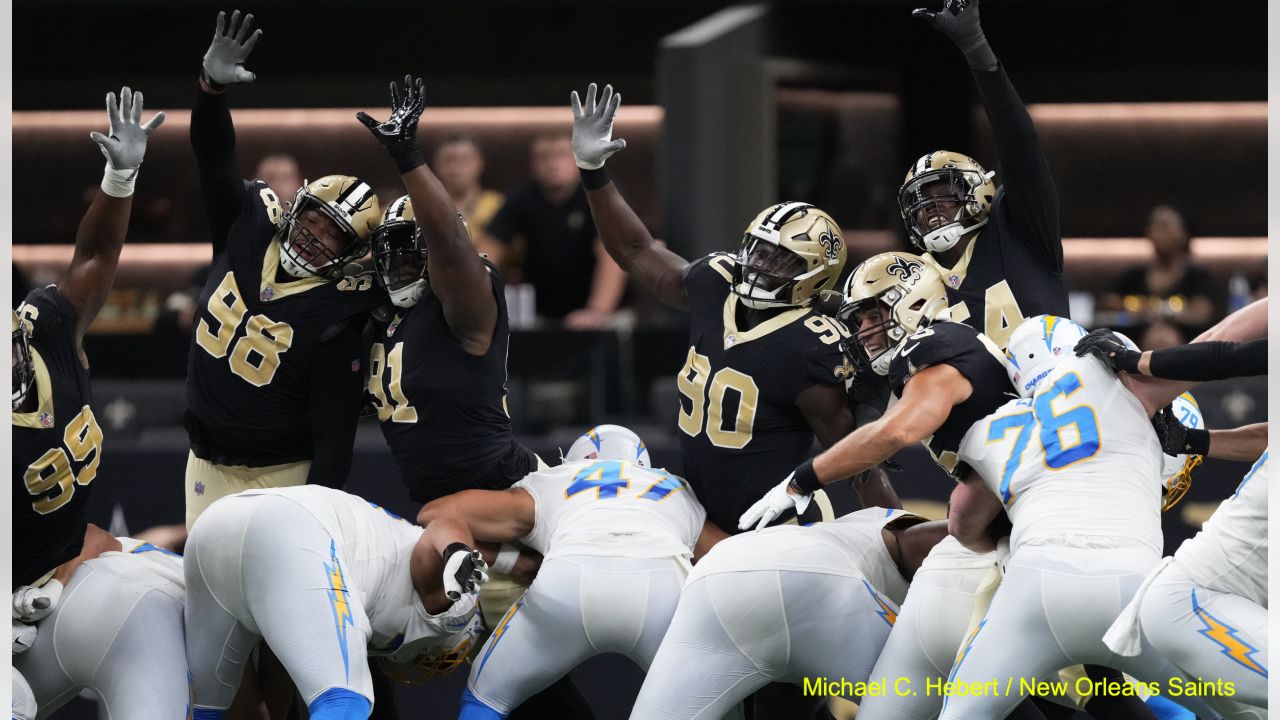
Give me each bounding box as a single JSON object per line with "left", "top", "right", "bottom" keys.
{"left": 732, "top": 202, "right": 846, "bottom": 310}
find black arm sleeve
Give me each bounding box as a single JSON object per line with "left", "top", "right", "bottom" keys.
{"left": 191, "top": 88, "right": 244, "bottom": 257}
{"left": 304, "top": 325, "right": 366, "bottom": 489}
{"left": 1148, "top": 339, "right": 1267, "bottom": 382}
{"left": 972, "top": 64, "right": 1062, "bottom": 274}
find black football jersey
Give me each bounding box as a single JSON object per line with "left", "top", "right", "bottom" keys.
{"left": 921, "top": 65, "right": 1069, "bottom": 351}
{"left": 368, "top": 260, "right": 532, "bottom": 502}
{"left": 889, "top": 321, "right": 1014, "bottom": 479}
{"left": 679, "top": 253, "right": 855, "bottom": 531}
{"left": 12, "top": 287, "right": 101, "bottom": 588}
{"left": 185, "top": 181, "right": 383, "bottom": 466}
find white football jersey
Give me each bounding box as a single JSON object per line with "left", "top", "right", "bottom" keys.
{"left": 514, "top": 460, "right": 706, "bottom": 561}
{"left": 959, "top": 355, "right": 1163, "bottom": 554}
{"left": 687, "top": 507, "right": 916, "bottom": 606}
{"left": 236, "top": 486, "right": 426, "bottom": 647}
{"left": 1174, "top": 449, "right": 1268, "bottom": 607}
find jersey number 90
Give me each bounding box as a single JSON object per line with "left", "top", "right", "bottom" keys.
{"left": 196, "top": 272, "right": 296, "bottom": 387}
{"left": 677, "top": 348, "right": 759, "bottom": 449}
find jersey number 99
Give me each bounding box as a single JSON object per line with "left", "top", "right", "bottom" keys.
{"left": 677, "top": 348, "right": 760, "bottom": 449}
{"left": 24, "top": 406, "right": 103, "bottom": 515}
{"left": 196, "top": 272, "right": 296, "bottom": 387}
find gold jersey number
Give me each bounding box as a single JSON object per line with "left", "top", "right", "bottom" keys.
{"left": 947, "top": 279, "right": 1025, "bottom": 350}
{"left": 196, "top": 271, "right": 296, "bottom": 387}
{"left": 677, "top": 348, "right": 759, "bottom": 449}
{"left": 24, "top": 406, "right": 103, "bottom": 515}
{"left": 368, "top": 342, "right": 418, "bottom": 423}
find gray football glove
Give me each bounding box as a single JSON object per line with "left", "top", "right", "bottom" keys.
{"left": 11, "top": 580, "right": 61, "bottom": 624}
{"left": 442, "top": 543, "right": 489, "bottom": 602}
{"left": 570, "top": 83, "right": 627, "bottom": 170}
{"left": 202, "top": 10, "right": 262, "bottom": 86}
{"left": 89, "top": 87, "right": 165, "bottom": 171}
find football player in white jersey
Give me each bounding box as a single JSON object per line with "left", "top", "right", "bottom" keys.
{"left": 629, "top": 508, "right": 950, "bottom": 720}
{"left": 183, "top": 486, "right": 490, "bottom": 720}
{"left": 415, "top": 424, "right": 724, "bottom": 720}
{"left": 942, "top": 316, "right": 1223, "bottom": 720}
{"left": 13, "top": 539, "right": 187, "bottom": 720}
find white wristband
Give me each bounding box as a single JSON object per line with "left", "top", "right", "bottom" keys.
{"left": 491, "top": 544, "right": 520, "bottom": 575}
{"left": 100, "top": 164, "right": 139, "bottom": 198}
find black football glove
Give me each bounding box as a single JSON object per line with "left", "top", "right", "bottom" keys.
{"left": 911, "top": 0, "right": 997, "bottom": 71}
{"left": 1074, "top": 329, "right": 1142, "bottom": 374}
{"left": 357, "top": 75, "right": 426, "bottom": 175}
{"left": 1152, "top": 405, "right": 1210, "bottom": 457}
{"left": 442, "top": 543, "right": 489, "bottom": 601}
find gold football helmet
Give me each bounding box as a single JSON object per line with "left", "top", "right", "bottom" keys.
{"left": 371, "top": 196, "right": 430, "bottom": 308}
{"left": 840, "top": 252, "right": 950, "bottom": 375}
{"left": 280, "top": 175, "right": 381, "bottom": 280}
{"left": 1161, "top": 392, "right": 1204, "bottom": 512}
{"left": 733, "top": 201, "right": 846, "bottom": 309}
{"left": 12, "top": 309, "right": 34, "bottom": 411}
{"left": 898, "top": 151, "right": 996, "bottom": 254}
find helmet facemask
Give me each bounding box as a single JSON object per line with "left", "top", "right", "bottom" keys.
{"left": 279, "top": 189, "right": 371, "bottom": 281}
{"left": 12, "top": 313, "right": 34, "bottom": 411}
{"left": 840, "top": 289, "right": 928, "bottom": 377}
{"left": 372, "top": 220, "right": 430, "bottom": 309}
{"left": 733, "top": 235, "right": 819, "bottom": 310}
{"left": 899, "top": 168, "right": 991, "bottom": 254}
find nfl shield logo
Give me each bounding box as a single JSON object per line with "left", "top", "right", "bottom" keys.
{"left": 387, "top": 322, "right": 398, "bottom": 337}
{"left": 725, "top": 333, "right": 738, "bottom": 349}
{"left": 194, "top": 481, "right": 206, "bottom": 496}
{"left": 260, "top": 286, "right": 274, "bottom": 301}
{"left": 38, "top": 412, "right": 53, "bottom": 427}
{"left": 947, "top": 274, "right": 962, "bottom": 289}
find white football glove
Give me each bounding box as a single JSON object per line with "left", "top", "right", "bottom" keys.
{"left": 569, "top": 83, "right": 627, "bottom": 170}
{"left": 12, "top": 580, "right": 61, "bottom": 623}
{"left": 202, "top": 10, "right": 262, "bottom": 86}
{"left": 737, "top": 475, "right": 812, "bottom": 532}
{"left": 12, "top": 620, "right": 37, "bottom": 654}
{"left": 442, "top": 544, "right": 489, "bottom": 602}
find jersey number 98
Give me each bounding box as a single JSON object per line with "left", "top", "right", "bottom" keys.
{"left": 196, "top": 272, "right": 296, "bottom": 387}
{"left": 677, "top": 348, "right": 759, "bottom": 449}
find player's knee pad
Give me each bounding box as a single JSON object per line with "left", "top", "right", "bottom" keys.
{"left": 459, "top": 688, "right": 507, "bottom": 720}
{"left": 307, "top": 687, "right": 372, "bottom": 720}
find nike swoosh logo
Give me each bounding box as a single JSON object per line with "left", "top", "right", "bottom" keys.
{"left": 899, "top": 343, "right": 920, "bottom": 356}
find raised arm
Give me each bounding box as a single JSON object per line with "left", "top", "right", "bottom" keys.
{"left": 571, "top": 83, "right": 691, "bottom": 311}
{"left": 358, "top": 76, "right": 498, "bottom": 355}
{"left": 915, "top": 0, "right": 1061, "bottom": 272}
{"left": 192, "top": 10, "right": 261, "bottom": 256}
{"left": 59, "top": 88, "right": 166, "bottom": 355}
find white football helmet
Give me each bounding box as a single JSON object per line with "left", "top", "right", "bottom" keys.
{"left": 1004, "top": 315, "right": 1090, "bottom": 398}
{"left": 564, "top": 424, "right": 651, "bottom": 468}
{"left": 1161, "top": 392, "right": 1204, "bottom": 512}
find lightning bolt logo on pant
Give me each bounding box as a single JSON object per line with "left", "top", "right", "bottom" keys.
{"left": 1192, "top": 589, "right": 1267, "bottom": 678}
{"left": 325, "top": 539, "right": 355, "bottom": 679}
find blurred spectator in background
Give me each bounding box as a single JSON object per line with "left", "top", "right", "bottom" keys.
{"left": 1100, "top": 205, "right": 1215, "bottom": 345}
{"left": 253, "top": 152, "right": 303, "bottom": 201}
{"left": 431, "top": 134, "right": 505, "bottom": 242}
{"left": 484, "top": 134, "right": 625, "bottom": 329}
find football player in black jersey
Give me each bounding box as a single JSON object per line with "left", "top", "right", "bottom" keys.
{"left": 357, "top": 76, "right": 537, "bottom": 502}
{"left": 358, "top": 77, "right": 593, "bottom": 720}
{"left": 184, "top": 11, "right": 384, "bottom": 529}
{"left": 739, "top": 252, "right": 1010, "bottom": 532}
{"left": 899, "top": 0, "right": 1066, "bottom": 352}
{"left": 13, "top": 88, "right": 164, "bottom": 603}
{"left": 570, "top": 83, "right": 900, "bottom": 534}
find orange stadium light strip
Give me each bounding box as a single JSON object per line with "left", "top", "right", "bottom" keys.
{"left": 13, "top": 106, "right": 665, "bottom": 129}
{"left": 1026, "top": 102, "right": 1266, "bottom": 124}
{"left": 14, "top": 237, "right": 1266, "bottom": 266}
